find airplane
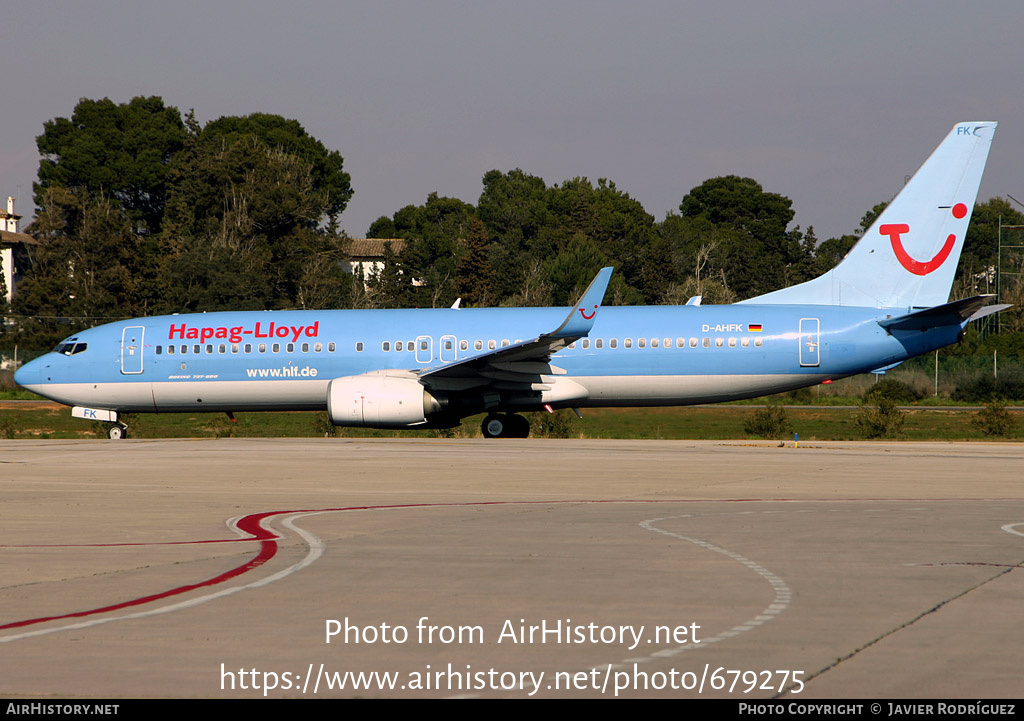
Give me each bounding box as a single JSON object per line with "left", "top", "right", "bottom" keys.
{"left": 15, "top": 122, "right": 1006, "bottom": 439}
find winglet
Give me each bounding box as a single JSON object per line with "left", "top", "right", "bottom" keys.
{"left": 549, "top": 266, "right": 614, "bottom": 339}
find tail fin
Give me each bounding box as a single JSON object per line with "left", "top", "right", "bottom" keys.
{"left": 745, "top": 122, "right": 997, "bottom": 309}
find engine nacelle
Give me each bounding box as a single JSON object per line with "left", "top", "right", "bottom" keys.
{"left": 327, "top": 372, "right": 438, "bottom": 427}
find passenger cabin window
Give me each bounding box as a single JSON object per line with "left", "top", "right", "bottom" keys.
{"left": 328, "top": 342, "right": 336, "bottom": 352}
{"left": 272, "top": 343, "right": 280, "bottom": 353}
{"left": 638, "top": 338, "right": 646, "bottom": 349}
{"left": 702, "top": 338, "right": 710, "bottom": 348}
{"left": 581, "top": 339, "right": 590, "bottom": 349}
{"left": 168, "top": 345, "right": 175, "bottom": 355}
{"left": 460, "top": 340, "right": 468, "bottom": 351}
{"left": 651, "top": 338, "right": 659, "bottom": 348}
{"left": 244, "top": 343, "right": 252, "bottom": 353}
{"left": 475, "top": 340, "right": 483, "bottom": 351}
{"left": 207, "top": 344, "right": 214, "bottom": 354}
{"left": 356, "top": 342, "right": 364, "bottom": 352}
{"left": 624, "top": 338, "right": 632, "bottom": 348}
{"left": 609, "top": 338, "right": 617, "bottom": 349}
{"left": 383, "top": 341, "right": 391, "bottom": 352}
{"left": 155, "top": 346, "right": 162, "bottom": 355}
{"left": 690, "top": 338, "right": 697, "bottom": 348}
{"left": 595, "top": 339, "right": 603, "bottom": 349}
{"left": 676, "top": 338, "right": 685, "bottom": 348}
{"left": 754, "top": 338, "right": 763, "bottom": 347}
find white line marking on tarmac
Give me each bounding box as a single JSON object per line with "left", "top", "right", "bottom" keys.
{"left": 1001, "top": 522, "right": 1024, "bottom": 538}
{"left": 574, "top": 515, "right": 793, "bottom": 674}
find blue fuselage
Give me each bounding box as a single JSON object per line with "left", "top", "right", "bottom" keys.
{"left": 16, "top": 303, "right": 960, "bottom": 416}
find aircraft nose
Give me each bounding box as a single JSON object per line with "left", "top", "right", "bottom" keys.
{"left": 13, "top": 358, "right": 40, "bottom": 388}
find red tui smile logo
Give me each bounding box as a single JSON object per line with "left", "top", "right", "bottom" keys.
{"left": 578, "top": 306, "right": 597, "bottom": 320}
{"left": 880, "top": 203, "right": 967, "bottom": 276}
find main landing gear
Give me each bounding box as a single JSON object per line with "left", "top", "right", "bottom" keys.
{"left": 481, "top": 413, "right": 530, "bottom": 438}
{"left": 105, "top": 422, "right": 128, "bottom": 440}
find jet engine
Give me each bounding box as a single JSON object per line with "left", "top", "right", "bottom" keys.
{"left": 327, "top": 372, "right": 441, "bottom": 427}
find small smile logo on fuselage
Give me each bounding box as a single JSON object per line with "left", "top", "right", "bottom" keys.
{"left": 578, "top": 306, "right": 597, "bottom": 320}
{"left": 880, "top": 203, "right": 967, "bottom": 276}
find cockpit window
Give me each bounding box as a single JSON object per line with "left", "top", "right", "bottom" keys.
{"left": 53, "top": 342, "right": 87, "bottom": 356}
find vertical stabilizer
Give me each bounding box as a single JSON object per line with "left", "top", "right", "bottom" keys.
{"left": 745, "top": 122, "right": 996, "bottom": 309}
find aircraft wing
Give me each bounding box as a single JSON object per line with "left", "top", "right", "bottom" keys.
{"left": 417, "top": 267, "right": 613, "bottom": 392}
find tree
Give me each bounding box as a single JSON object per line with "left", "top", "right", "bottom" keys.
{"left": 35, "top": 97, "right": 186, "bottom": 234}
{"left": 678, "top": 176, "right": 801, "bottom": 298}
{"left": 201, "top": 113, "right": 353, "bottom": 223}
{"left": 477, "top": 169, "right": 550, "bottom": 252}
{"left": 680, "top": 175, "right": 795, "bottom": 247}
{"left": 957, "top": 198, "right": 1024, "bottom": 290}
{"left": 10, "top": 187, "right": 142, "bottom": 349}
{"left": 158, "top": 128, "right": 339, "bottom": 311}
{"left": 857, "top": 202, "right": 889, "bottom": 235}
{"left": 455, "top": 218, "right": 495, "bottom": 306}
{"left": 375, "top": 193, "right": 476, "bottom": 306}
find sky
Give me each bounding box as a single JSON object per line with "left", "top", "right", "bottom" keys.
{"left": 2, "top": 1, "right": 1022, "bottom": 242}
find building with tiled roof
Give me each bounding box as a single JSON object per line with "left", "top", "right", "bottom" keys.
{"left": 1, "top": 197, "right": 39, "bottom": 306}
{"left": 343, "top": 238, "right": 406, "bottom": 285}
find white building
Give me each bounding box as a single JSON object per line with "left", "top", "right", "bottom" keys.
{"left": 1, "top": 196, "right": 37, "bottom": 306}
{"left": 343, "top": 238, "right": 406, "bottom": 288}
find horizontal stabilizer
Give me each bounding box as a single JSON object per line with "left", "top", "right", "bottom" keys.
{"left": 870, "top": 361, "right": 905, "bottom": 375}
{"left": 968, "top": 303, "right": 1011, "bottom": 323}
{"left": 877, "top": 295, "right": 1003, "bottom": 332}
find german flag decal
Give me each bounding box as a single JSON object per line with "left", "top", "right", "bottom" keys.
{"left": 748, "top": 324, "right": 763, "bottom": 332}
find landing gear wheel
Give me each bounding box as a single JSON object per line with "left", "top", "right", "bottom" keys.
{"left": 482, "top": 413, "right": 530, "bottom": 438}
{"left": 509, "top": 413, "right": 531, "bottom": 438}
{"left": 482, "top": 414, "right": 507, "bottom": 438}
{"left": 107, "top": 423, "right": 128, "bottom": 440}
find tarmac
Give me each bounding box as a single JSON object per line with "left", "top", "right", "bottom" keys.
{"left": 1, "top": 438, "right": 1022, "bottom": 699}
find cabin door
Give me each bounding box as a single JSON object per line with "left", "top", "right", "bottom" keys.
{"left": 799, "top": 318, "right": 820, "bottom": 367}
{"left": 121, "top": 326, "right": 145, "bottom": 374}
